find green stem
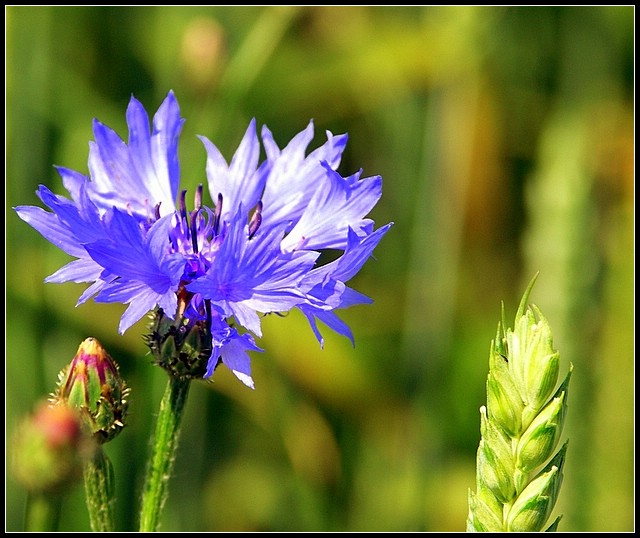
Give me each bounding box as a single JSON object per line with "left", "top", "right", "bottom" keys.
{"left": 24, "top": 492, "right": 61, "bottom": 532}
{"left": 139, "top": 375, "right": 191, "bottom": 532}
{"left": 83, "top": 447, "right": 115, "bottom": 531}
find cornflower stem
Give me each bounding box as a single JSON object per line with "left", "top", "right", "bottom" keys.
{"left": 83, "top": 447, "right": 115, "bottom": 531}
{"left": 139, "top": 375, "right": 191, "bottom": 532}
{"left": 24, "top": 492, "right": 61, "bottom": 532}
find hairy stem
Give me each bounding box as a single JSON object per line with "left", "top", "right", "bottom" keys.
{"left": 83, "top": 447, "right": 115, "bottom": 531}
{"left": 139, "top": 375, "right": 191, "bottom": 532}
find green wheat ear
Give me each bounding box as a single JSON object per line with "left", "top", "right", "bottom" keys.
{"left": 467, "top": 274, "right": 572, "bottom": 532}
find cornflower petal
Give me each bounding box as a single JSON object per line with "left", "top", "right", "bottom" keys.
{"left": 84, "top": 211, "right": 183, "bottom": 296}
{"left": 15, "top": 185, "right": 102, "bottom": 257}
{"left": 310, "top": 223, "right": 394, "bottom": 284}
{"left": 218, "top": 332, "right": 263, "bottom": 389}
{"left": 86, "top": 92, "right": 184, "bottom": 218}
{"left": 200, "top": 118, "right": 269, "bottom": 224}
{"left": 82, "top": 212, "right": 183, "bottom": 333}
{"left": 281, "top": 165, "right": 382, "bottom": 252}
{"left": 76, "top": 276, "right": 115, "bottom": 306}
{"left": 260, "top": 121, "right": 349, "bottom": 231}
{"left": 56, "top": 166, "right": 91, "bottom": 206}
{"left": 297, "top": 223, "right": 393, "bottom": 345}
{"left": 205, "top": 315, "right": 263, "bottom": 387}
{"left": 14, "top": 184, "right": 107, "bottom": 287}
{"left": 14, "top": 203, "right": 86, "bottom": 259}
{"left": 300, "top": 307, "right": 355, "bottom": 348}
{"left": 45, "top": 259, "right": 104, "bottom": 285}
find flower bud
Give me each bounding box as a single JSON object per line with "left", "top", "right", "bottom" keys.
{"left": 54, "top": 337, "right": 129, "bottom": 443}
{"left": 11, "top": 401, "right": 96, "bottom": 493}
{"left": 146, "top": 307, "right": 212, "bottom": 379}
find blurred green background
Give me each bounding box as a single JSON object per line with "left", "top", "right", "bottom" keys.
{"left": 6, "top": 6, "right": 634, "bottom": 532}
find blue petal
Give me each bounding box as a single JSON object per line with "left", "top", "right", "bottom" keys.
{"left": 219, "top": 332, "right": 263, "bottom": 389}
{"left": 91, "top": 277, "right": 179, "bottom": 334}
{"left": 205, "top": 320, "right": 263, "bottom": 387}
{"left": 85, "top": 92, "right": 184, "bottom": 218}
{"left": 14, "top": 203, "right": 86, "bottom": 258}
{"left": 281, "top": 165, "right": 383, "bottom": 252}
{"left": 299, "top": 306, "right": 355, "bottom": 348}
{"left": 296, "top": 223, "right": 393, "bottom": 344}
{"left": 56, "top": 166, "right": 90, "bottom": 205}
{"left": 76, "top": 277, "right": 114, "bottom": 306}
{"left": 80, "top": 210, "right": 184, "bottom": 332}
{"left": 310, "top": 222, "right": 394, "bottom": 284}
{"left": 84, "top": 210, "right": 182, "bottom": 294}
{"left": 260, "top": 122, "right": 348, "bottom": 232}
{"left": 45, "top": 259, "right": 104, "bottom": 284}
{"left": 200, "top": 118, "right": 267, "bottom": 224}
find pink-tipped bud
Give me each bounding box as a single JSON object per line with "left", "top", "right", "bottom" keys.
{"left": 54, "top": 337, "right": 129, "bottom": 443}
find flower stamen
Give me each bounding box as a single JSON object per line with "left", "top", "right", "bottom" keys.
{"left": 188, "top": 185, "right": 204, "bottom": 253}
{"left": 248, "top": 201, "right": 263, "bottom": 239}
{"left": 213, "top": 193, "right": 222, "bottom": 236}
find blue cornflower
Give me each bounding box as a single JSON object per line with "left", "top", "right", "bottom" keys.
{"left": 14, "top": 91, "right": 392, "bottom": 388}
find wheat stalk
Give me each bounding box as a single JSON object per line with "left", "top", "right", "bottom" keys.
{"left": 467, "top": 275, "right": 572, "bottom": 532}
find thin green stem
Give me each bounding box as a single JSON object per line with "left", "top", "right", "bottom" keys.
{"left": 83, "top": 447, "right": 115, "bottom": 531}
{"left": 138, "top": 375, "right": 191, "bottom": 532}
{"left": 24, "top": 492, "right": 61, "bottom": 532}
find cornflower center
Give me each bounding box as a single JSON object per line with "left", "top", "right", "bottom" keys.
{"left": 169, "top": 185, "right": 217, "bottom": 284}
{"left": 158, "top": 186, "right": 264, "bottom": 325}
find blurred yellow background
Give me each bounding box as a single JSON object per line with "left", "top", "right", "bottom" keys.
{"left": 6, "top": 6, "right": 634, "bottom": 531}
